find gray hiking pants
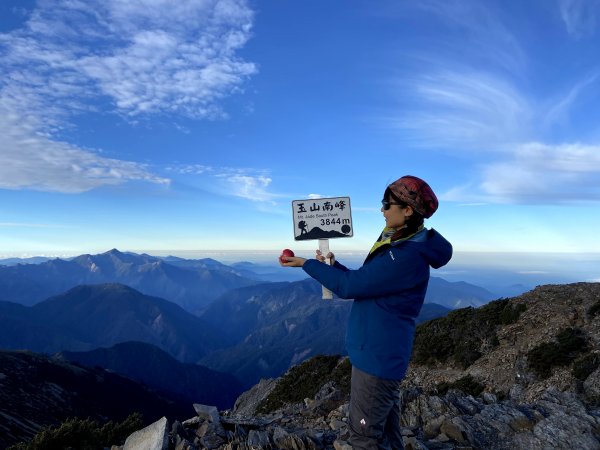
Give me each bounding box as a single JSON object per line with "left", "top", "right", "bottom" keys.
{"left": 348, "top": 366, "right": 404, "bottom": 450}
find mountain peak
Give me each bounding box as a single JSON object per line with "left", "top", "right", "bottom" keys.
{"left": 104, "top": 248, "right": 124, "bottom": 256}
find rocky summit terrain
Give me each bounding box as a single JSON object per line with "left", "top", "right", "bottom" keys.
{"left": 11, "top": 282, "right": 600, "bottom": 449}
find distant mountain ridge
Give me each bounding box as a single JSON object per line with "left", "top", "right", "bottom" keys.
{"left": 0, "top": 248, "right": 258, "bottom": 312}
{"left": 0, "top": 256, "right": 53, "bottom": 265}
{"left": 58, "top": 341, "right": 243, "bottom": 410}
{"left": 0, "top": 283, "right": 222, "bottom": 362}
{"left": 426, "top": 277, "right": 496, "bottom": 308}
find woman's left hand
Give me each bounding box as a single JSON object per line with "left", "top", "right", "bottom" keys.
{"left": 279, "top": 256, "right": 307, "bottom": 267}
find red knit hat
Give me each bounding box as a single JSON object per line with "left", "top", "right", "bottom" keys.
{"left": 387, "top": 175, "right": 438, "bottom": 218}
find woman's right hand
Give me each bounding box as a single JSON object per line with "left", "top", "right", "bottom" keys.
{"left": 316, "top": 250, "right": 335, "bottom": 265}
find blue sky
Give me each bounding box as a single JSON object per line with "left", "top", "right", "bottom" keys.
{"left": 1, "top": 0, "right": 599, "bottom": 280}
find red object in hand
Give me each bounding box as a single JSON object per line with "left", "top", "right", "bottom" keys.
{"left": 279, "top": 249, "right": 295, "bottom": 263}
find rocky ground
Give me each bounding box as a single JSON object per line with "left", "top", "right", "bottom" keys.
{"left": 111, "top": 375, "right": 600, "bottom": 449}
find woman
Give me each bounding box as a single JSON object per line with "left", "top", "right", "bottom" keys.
{"left": 280, "top": 175, "right": 453, "bottom": 450}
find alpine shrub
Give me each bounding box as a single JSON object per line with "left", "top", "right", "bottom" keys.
{"left": 572, "top": 353, "right": 600, "bottom": 381}
{"left": 527, "top": 327, "right": 588, "bottom": 379}
{"left": 257, "top": 355, "right": 347, "bottom": 414}
{"left": 588, "top": 301, "right": 600, "bottom": 317}
{"left": 7, "top": 413, "right": 143, "bottom": 450}
{"left": 412, "top": 299, "right": 527, "bottom": 369}
{"left": 436, "top": 375, "right": 485, "bottom": 397}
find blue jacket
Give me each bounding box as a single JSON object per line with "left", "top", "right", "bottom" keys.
{"left": 302, "top": 228, "right": 452, "bottom": 380}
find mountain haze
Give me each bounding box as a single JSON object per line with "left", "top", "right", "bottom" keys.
{"left": 0, "top": 249, "right": 258, "bottom": 312}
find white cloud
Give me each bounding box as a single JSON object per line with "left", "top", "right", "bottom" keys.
{"left": 0, "top": 0, "right": 256, "bottom": 120}
{"left": 0, "top": 107, "right": 169, "bottom": 193}
{"left": 0, "top": 0, "right": 256, "bottom": 193}
{"left": 224, "top": 174, "right": 274, "bottom": 202}
{"left": 443, "top": 142, "right": 600, "bottom": 204}
{"left": 558, "top": 0, "right": 600, "bottom": 38}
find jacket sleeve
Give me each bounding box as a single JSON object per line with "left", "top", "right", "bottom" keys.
{"left": 332, "top": 260, "right": 350, "bottom": 272}
{"left": 302, "top": 247, "right": 427, "bottom": 299}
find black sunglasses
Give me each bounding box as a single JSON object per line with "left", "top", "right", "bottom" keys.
{"left": 381, "top": 199, "right": 404, "bottom": 210}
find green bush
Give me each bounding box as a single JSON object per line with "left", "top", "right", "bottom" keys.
{"left": 436, "top": 375, "right": 485, "bottom": 397}
{"left": 330, "top": 357, "right": 352, "bottom": 395}
{"left": 499, "top": 303, "right": 527, "bottom": 325}
{"left": 588, "top": 301, "right": 600, "bottom": 317}
{"left": 7, "top": 413, "right": 143, "bottom": 450}
{"left": 527, "top": 327, "right": 589, "bottom": 379}
{"left": 572, "top": 353, "right": 600, "bottom": 381}
{"left": 257, "top": 355, "right": 348, "bottom": 414}
{"left": 412, "top": 299, "right": 527, "bottom": 369}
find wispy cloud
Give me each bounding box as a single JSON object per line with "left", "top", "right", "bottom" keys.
{"left": 382, "top": 1, "right": 531, "bottom": 149}
{"left": 0, "top": 106, "right": 170, "bottom": 193}
{"left": 389, "top": 71, "right": 530, "bottom": 149}
{"left": 558, "top": 0, "right": 600, "bottom": 39}
{"left": 414, "top": 0, "right": 527, "bottom": 76}
{"left": 384, "top": 1, "right": 600, "bottom": 205}
{"left": 0, "top": 0, "right": 256, "bottom": 193}
{"left": 443, "top": 142, "right": 600, "bottom": 204}
{"left": 168, "top": 164, "right": 279, "bottom": 203}
{"left": 167, "top": 164, "right": 214, "bottom": 175}
{"left": 544, "top": 71, "right": 600, "bottom": 127}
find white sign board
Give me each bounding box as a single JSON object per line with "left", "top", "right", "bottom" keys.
{"left": 292, "top": 197, "right": 353, "bottom": 241}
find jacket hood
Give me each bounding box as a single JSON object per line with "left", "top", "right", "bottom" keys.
{"left": 394, "top": 228, "right": 452, "bottom": 269}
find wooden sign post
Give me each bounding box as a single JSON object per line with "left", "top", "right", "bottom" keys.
{"left": 291, "top": 197, "right": 353, "bottom": 300}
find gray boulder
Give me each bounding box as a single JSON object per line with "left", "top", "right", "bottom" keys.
{"left": 123, "top": 416, "right": 168, "bottom": 450}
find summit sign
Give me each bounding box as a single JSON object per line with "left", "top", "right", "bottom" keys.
{"left": 291, "top": 197, "right": 353, "bottom": 241}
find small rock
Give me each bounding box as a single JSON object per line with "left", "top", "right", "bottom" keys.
{"left": 182, "top": 417, "right": 201, "bottom": 427}
{"left": 401, "top": 427, "right": 415, "bottom": 437}
{"left": 329, "top": 419, "right": 346, "bottom": 431}
{"left": 423, "top": 414, "right": 446, "bottom": 439}
{"left": 509, "top": 415, "right": 534, "bottom": 432}
{"left": 403, "top": 436, "right": 429, "bottom": 450}
{"left": 174, "top": 438, "right": 193, "bottom": 450}
{"left": 272, "top": 426, "right": 289, "bottom": 442}
{"left": 193, "top": 404, "right": 220, "bottom": 424}
{"left": 200, "top": 433, "right": 226, "bottom": 450}
{"left": 247, "top": 429, "right": 270, "bottom": 447}
{"left": 333, "top": 439, "right": 352, "bottom": 450}
{"left": 482, "top": 392, "right": 497, "bottom": 404}
{"left": 123, "top": 416, "right": 168, "bottom": 450}
{"left": 277, "top": 434, "right": 309, "bottom": 450}
{"left": 440, "top": 418, "right": 466, "bottom": 443}
{"left": 435, "top": 432, "right": 450, "bottom": 442}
